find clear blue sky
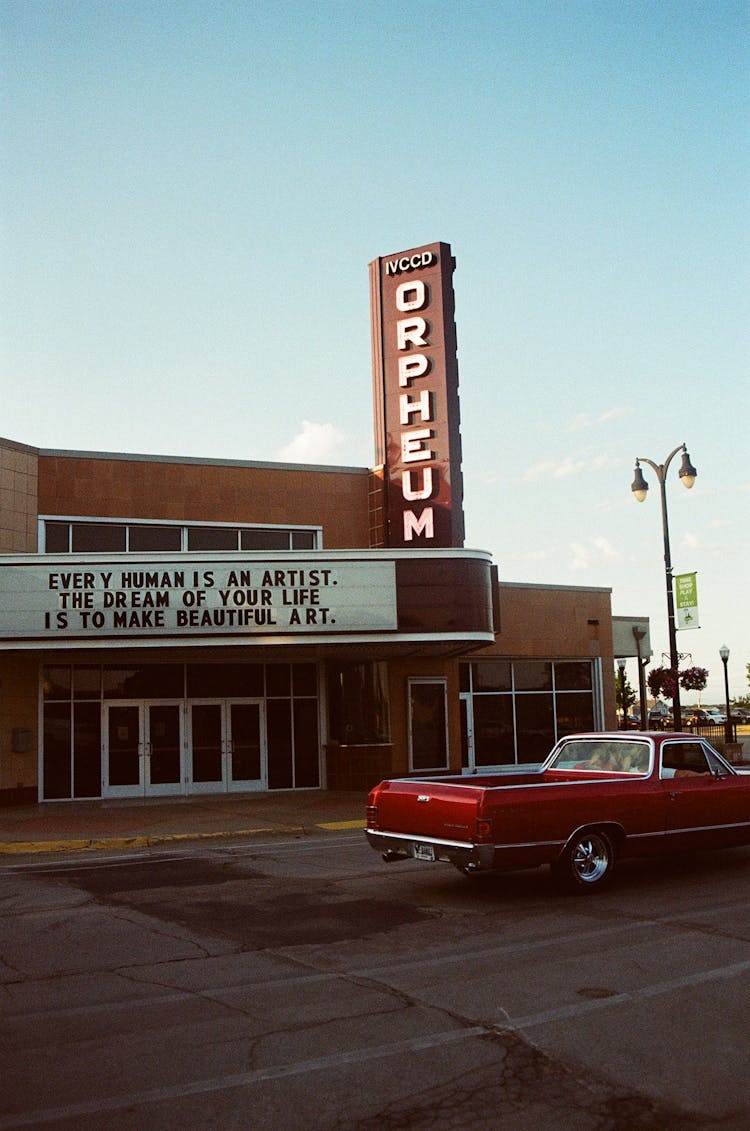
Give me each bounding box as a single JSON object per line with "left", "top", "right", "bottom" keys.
{"left": 2, "top": 0, "right": 748, "bottom": 705}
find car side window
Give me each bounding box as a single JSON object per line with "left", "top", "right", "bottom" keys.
{"left": 704, "top": 748, "right": 732, "bottom": 777}
{"left": 661, "top": 742, "right": 711, "bottom": 778}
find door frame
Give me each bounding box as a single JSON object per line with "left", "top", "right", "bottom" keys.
{"left": 102, "top": 700, "right": 185, "bottom": 798}
{"left": 187, "top": 699, "right": 266, "bottom": 794}
{"left": 102, "top": 701, "right": 144, "bottom": 799}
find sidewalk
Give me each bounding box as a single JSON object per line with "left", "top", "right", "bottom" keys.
{"left": 0, "top": 790, "right": 367, "bottom": 855}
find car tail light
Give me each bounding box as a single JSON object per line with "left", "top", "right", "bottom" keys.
{"left": 366, "top": 805, "right": 379, "bottom": 829}
{"left": 475, "top": 818, "right": 494, "bottom": 842}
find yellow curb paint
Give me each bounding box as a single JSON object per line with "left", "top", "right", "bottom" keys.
{"left": 0, "top": 840, "right": 91, "bottom": 854}
{"left": 317, "top": 820, "right": 365, "bottom": 830}
{"left": 0, "top": 827, "right": 308, "bottom": 855}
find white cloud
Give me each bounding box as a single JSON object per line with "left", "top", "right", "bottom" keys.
{"left": 593, "top": 536, "right": 618, "bottom": 558}
{"left": 522, "top": 452, "right": 621, "bottom": 482}
{"left": 567, "top": 407, "right": 631, "bottom": 432}
{"left": 570, "top": 541, "right": 591, "bottom": 570}
{"left": 277, "top": 421, "right": 351, "bottom": 464}
{"left": 570, "top": 536, "right": 620, "bottom": 571}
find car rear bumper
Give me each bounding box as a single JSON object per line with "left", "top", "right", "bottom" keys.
{"left": 365, "top": 829, "right": 496, "bottom": 872}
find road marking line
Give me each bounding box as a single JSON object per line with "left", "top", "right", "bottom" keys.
{"left": 0, "top": 1027, "right": 486, "bottom": 1128}
{"left": 501, "top": 958, "right": 750, "bottom": 1031}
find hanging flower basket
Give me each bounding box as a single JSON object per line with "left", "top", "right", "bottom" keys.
{"left": 679, "top": 665, "right": 708, "bottom": 692}
{"left": 648, "top": 667, "right": 678, "bottom": 700}
{"left": 647, "top": 664, "right": 709, "bottom": 699}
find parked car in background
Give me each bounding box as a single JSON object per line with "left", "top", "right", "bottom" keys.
{"left": 687, "top": 709, "right": 721, "bottom": 727}
{"left": 707, "top": 708, "right": 727, "bottom": 725}
{"left": 731, "top": 708, "right": 750, "bottom": 724}
{"left": 648, "top": 706, "right": 671, "bottom": 728}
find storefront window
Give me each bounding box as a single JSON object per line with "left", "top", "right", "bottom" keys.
{"left": 186, "top": 663, "right": 263, "bottom": 697}
{"left": 472, "top": 660, "right": 512, "bottom": 691}
{"left": 513, "top": 661, "right": 552, "bottom": 691}
{"left": 266, "top": 664, "right": 291, "bottom": 697}
{"left": 103, "top": 665, "right": 184, "bottom": 698}
{"left": 72, "top": 523, "right": 126, "bottom": 552}
{"left": 73, "top": 666, "right": 101, "bottom": 700}
{"left": 241, "top": 528, "right": 292, "bottom": 550}
{"left": 188, "top": 526, "right": 239, "bottom": 551}
{"left": 409, "top": 679, "right": 448, "bottom": 772}
{"left": 554, "top": 661, "right": 592, "bottom": 691}
{"left": 472, "top": 695, "right": 515, "bottom": 765}
{"left": 44, "top": 666, "right": 71, "bottom": 699}
{"left": 73, "top": 702, "right": 101, "bottom": 798}
{"left": 555, "top": 691, "right": 595, "bottom": 736}
{"left": 44, "top": 523, "right": 70, "bottom": 552}
{"left": 514, "top": 693, "right": 555, "bottom": 761}
{"left": 42, "top": 519, "right": 320, "bottom": 554}
{"left": 460, "top": 659, "right": 598, "bottom": 768}
{"left": 43, "top": 704, "right": 71, "bottom": 799}
{"left": 129, "top": 525, "right": 182, "bottom": 552}
{"left": 326, "top": 662, "right": 390, "bottom": 744}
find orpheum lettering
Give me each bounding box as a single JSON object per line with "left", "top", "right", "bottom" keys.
{"left": 395, "top": 275, "right": 436, "bottom": 541}
{"left": 369, "top": 240, "right": 465, "bottom": 549}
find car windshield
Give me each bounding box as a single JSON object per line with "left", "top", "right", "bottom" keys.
{"left": 549, "top": 739, "right": 650, "bottom": 774}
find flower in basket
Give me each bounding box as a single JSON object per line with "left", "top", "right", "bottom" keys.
{"left": 679, "top": 665, "right": 708, "bottom": 692}
{"left": 647, "top": 666, "right": 679, "bottom": 700}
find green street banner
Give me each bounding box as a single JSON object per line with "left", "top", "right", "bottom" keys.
{"left": 675, "top": 571, "right": 700, "bottom": 630}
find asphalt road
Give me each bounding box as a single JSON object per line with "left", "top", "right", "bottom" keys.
{"left": 1, "top": 831, "right": 749, "bottom": 1130}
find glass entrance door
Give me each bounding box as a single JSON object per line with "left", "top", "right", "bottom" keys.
{"left": 190, "top": 703, "right": 224, "bottom": 789}
{"left": 145, "top": 703, "right": 183, "bottom": 795}
{"left": 228, "top": 702, "right": 263, "bottom": 789}
{"left": 104, "top": 702, "right": 183, "bottom": 797}
{"left": 105, "top": 704, "right": 143, "bottom": 795}
{"left": 189, "top": 701, "right": 265, "bottom": 792}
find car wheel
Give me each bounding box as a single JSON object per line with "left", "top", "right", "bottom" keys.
{"left": 552, "top": 829, "right": 614, "bottom": 891}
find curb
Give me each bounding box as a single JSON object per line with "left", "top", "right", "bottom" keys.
{"left": 0, "top": 820, "right": 365, "bottom": 856}
{"left": 0, "top": 825, "right": 305, "bottom": 856}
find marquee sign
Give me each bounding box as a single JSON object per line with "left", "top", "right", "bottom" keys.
{"left": 369, "top": 241, "right": 465, "bottom": 549}
{"left": 0, "top": 556, "right": 398, "bottom": 641}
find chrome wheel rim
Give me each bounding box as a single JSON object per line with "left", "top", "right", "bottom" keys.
{"left": 572, "top": 834, "right": 610, "bottom": 883}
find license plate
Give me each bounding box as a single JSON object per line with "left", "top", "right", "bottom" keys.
{"left": 414, "top": 842, "right": 436, "bottom": 862}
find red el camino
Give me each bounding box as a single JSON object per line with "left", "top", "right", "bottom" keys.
{"left": 365, "top": 732, "right": 750, "bottom": 890}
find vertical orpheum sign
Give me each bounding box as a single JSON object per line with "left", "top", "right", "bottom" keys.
{"left": 369, "top": 241, "right": 464, "bottom": 549}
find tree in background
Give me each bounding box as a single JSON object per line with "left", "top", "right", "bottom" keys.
{"left": 735, "top": 663, "right": 750, "bottom": 708}
{"left": 615, "top": 665, "right": 637, "bottom": 721}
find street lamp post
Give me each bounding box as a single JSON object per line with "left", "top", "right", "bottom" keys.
{"left": 719, "top": 644, "right": 733, "bottom": 744}
{"left": 631, "top": 443, "right": 697, "bottom": 731}
{"left": 617, "top": 658, "right": 627, "bottom": 729}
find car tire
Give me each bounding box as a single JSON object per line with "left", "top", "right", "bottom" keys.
{"left": 552, "top": 829, "right": 614, "bottom": 892}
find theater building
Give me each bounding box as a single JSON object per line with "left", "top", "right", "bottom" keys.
{"left": 0, "top": 242, "right": 616, "bottom": 805}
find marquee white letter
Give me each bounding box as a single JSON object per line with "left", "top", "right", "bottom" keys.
{"left": 396, "top": 280, "right": 427, "bottom": 312}
{"left": 402, "top": 429, "right": 433, "bottom": 463}
{"left": 398, "top": 354, "right": 429, "bottom": 387}
{"left": 402, "top": 467, "right": 434, "bottom": 501}
{"left": 396, "top": 317, "right": 428, "bottom": 350}
{"left": 403, "top": 508, "right": 434, "bottom": 541}
{"left": 400, "top": 390, "right": 431, "bottom": 425}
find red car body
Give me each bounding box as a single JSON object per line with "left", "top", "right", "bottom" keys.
{"left": 365, "top": 732, "right": 750, "bottom": 889}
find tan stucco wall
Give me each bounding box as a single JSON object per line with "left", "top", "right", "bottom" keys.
{"left": 0, "top": 438, "right": 38, "bottom": 552}
{"left": 491, "top": 582, "right": 613, "bottom": 656}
